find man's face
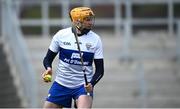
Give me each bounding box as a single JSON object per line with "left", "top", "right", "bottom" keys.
{"left": 82, "top": 16, "right": 95, "bottom": 29}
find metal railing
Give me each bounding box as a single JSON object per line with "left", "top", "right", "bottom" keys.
{"left": 14, "top": 0, "right": 180, "bottom": 36}
{"left": 135, "top": 61, "right": 147, "bottom": 108}
{"left": 15, "top": 0, "right": 179, "bottom": 61}
{"left": 1, "top": 0, "right": 38, "bottom": 107}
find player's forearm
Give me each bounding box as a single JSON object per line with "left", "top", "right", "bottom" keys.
{"left": 90, "top": 59, "right": 104, "bottom": 86}
{"left": 90, "top": 70, "right": 104, "bottom": 86}
{"left": 43, "top": 49, "right": 57, "bottom": 69}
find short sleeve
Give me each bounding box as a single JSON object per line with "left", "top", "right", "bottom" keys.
{"left": 49, "top": 32, "right": 60, "bottom": 53}
{"left": 94, "top": 37, "right": 103, "bottom": 59}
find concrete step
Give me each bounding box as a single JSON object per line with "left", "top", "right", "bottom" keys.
{"left": 147, "top": 97, "right": 180, "bottom": 108}
{"left": 25, "top": 37, "right": 51, "bottom": 49}
{"left": 0, "top": 44, "right": 22, "bottom": 107}
{"left": 93, "top": 97, "right": 139, "bottom": 108}
{"left": 93, "top": 96, "right": 180, "bottom": 108}
{"left": 130, "top": 36, "right": 176, "bottom": 49}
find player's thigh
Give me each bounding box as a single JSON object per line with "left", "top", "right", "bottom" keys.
{"left": 43, "top": 101, "right": 63, "bottom": 108}
{"left": 77, "top": 95, "right": 93, "bottom": 108}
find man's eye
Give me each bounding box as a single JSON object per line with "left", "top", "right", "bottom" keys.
{"left": 86, "top": 19, "right": 91, "bottom": 21}
{"left": 84, "top": 17, "right": 94, "bottom": 21}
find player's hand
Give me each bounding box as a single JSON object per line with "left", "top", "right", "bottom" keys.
{"left": 84, "top": 83, "right": 93, "bottom": 93}
{"left": 42, "top": 67, "right": 52, "bottom": 83}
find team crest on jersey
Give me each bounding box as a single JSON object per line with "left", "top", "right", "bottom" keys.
{"left": 86, "top": 43, "right": 92, "bottom": 50}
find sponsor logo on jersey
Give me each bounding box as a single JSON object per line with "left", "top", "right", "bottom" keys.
{"left": 71, "top": 52, "right": 83, "bottom": 59}
{"left": 59, "top": 47, "right": 94, "bottom": 66}
{"left": 63, "top": 42, "right": 71, "bottom": 45}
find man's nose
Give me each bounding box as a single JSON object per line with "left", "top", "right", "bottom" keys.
{"left": 87, "top": 20, "right": 93, "bottom": 25}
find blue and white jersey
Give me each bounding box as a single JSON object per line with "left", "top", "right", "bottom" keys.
{"left": 49, "top": 27, "right": 103, "bottom": 88}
